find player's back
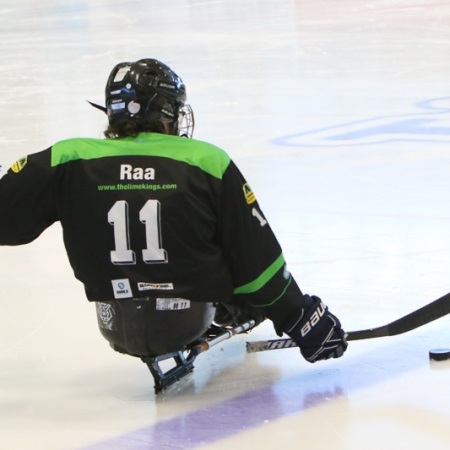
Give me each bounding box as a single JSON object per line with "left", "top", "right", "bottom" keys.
{"left": 52, "top": 132, "right": 234, "bottom": 304}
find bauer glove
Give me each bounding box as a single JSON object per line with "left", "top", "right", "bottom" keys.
{"left": 280, "top": 294, "right": 347, "bottom": 363}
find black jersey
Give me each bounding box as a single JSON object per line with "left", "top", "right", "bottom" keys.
{"left": 0, "top": 133, "right": 292, "bottom": 307}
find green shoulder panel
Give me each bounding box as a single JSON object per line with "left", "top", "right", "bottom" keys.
{"left": 51, "top": 133, "right": 231, "bottom": 179}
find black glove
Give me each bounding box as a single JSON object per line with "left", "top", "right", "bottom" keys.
{"left": 280, "top": 294, "right": 347, "bottom": 363}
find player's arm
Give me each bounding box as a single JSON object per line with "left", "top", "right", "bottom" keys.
{"left": 217, "top": 160, "right": 303, "bottom": 312}
{"left": 217, "top": 161, "right": 347, "bottom": 362}
{"left": 0, "top": 149, "right": 58, "bottom": 245}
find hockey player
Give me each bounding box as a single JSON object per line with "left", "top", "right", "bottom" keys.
{"left": 0, "top": 59, "right": 347, "bottom": 366}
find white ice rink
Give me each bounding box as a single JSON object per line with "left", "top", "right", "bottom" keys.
{"left": 1, "top": 1, "right": 450, "bottom": 448}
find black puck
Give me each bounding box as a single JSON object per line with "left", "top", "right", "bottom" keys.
{"left": 429, "top": 348, "right": 450, "bottom": 361}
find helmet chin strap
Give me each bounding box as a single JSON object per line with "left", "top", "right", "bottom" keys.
{"left": 159, "top": 121, "right": 175, "bottom": 135}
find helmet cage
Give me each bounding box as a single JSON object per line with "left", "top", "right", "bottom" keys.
{"left": 177, "top": 104, "right": 195, "bottom": 138}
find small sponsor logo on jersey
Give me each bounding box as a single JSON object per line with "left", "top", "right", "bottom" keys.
{"left": 243, "top": 183, "right": 256, "bottom": 204}
{"left": 156, "top": 298, "right": 190, "bottom": 311}
{"left": 120, "top": 164, "right": 156, "bottom": 180}
{"left": 111, "top": 278, "right": 133, "bottom": 299}
{"left": 11, "top": 157, "right": 28, "bottom": 173}
{"left": 138, "top": 282, "right": 174, "bottom": 291}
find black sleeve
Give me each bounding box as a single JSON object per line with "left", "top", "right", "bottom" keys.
{"left": 217, "top": 160, "right": 304, "bottom": 316}
{"left": 0, "top": 149, "right": 58, "bottom": 245}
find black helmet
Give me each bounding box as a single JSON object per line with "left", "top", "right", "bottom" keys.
{"left": 104, "top": 59, "right": 194, "bottom": 137}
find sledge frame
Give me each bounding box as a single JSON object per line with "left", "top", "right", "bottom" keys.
{"left": 140, "top": 320, "right": 257, "bottom": 393}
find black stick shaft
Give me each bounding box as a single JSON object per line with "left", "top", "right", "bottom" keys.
{"left": 347, "top": 291, "right": 450, "bottom": 341}
{"left": 246, "top": 291, "right": 450, "bottom": 353}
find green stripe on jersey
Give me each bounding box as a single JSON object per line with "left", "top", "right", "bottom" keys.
{"left": 233, "top": 253, "right": 286, "bottom": 295}
{"left": 51, "top": 133, "right": 231, "bottom": 179}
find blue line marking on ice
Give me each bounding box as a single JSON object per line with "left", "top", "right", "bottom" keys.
{"left": 272, "top": 97, "right": 450, "bottom": 147}
{"left": 81, "top": 329, "right": 435, "bottom": 450}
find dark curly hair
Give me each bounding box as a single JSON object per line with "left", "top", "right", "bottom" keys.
{"left": 104, "top": 118, "right": 177, "bottom": 139}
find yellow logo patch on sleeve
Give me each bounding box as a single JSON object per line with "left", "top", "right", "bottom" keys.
{"left": 11, "top": 156, "right": 28, "bottom": 173}
{"left": 243, "top": 182, "right": 256, "bottom": 204}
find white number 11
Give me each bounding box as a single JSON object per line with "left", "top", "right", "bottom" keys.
{"left": 108, "top": 200, "right": 168, "bottom": 265}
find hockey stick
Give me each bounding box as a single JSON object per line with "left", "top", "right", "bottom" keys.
{"left": 246, "top": 291, "right": 450, "bottom": 353}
